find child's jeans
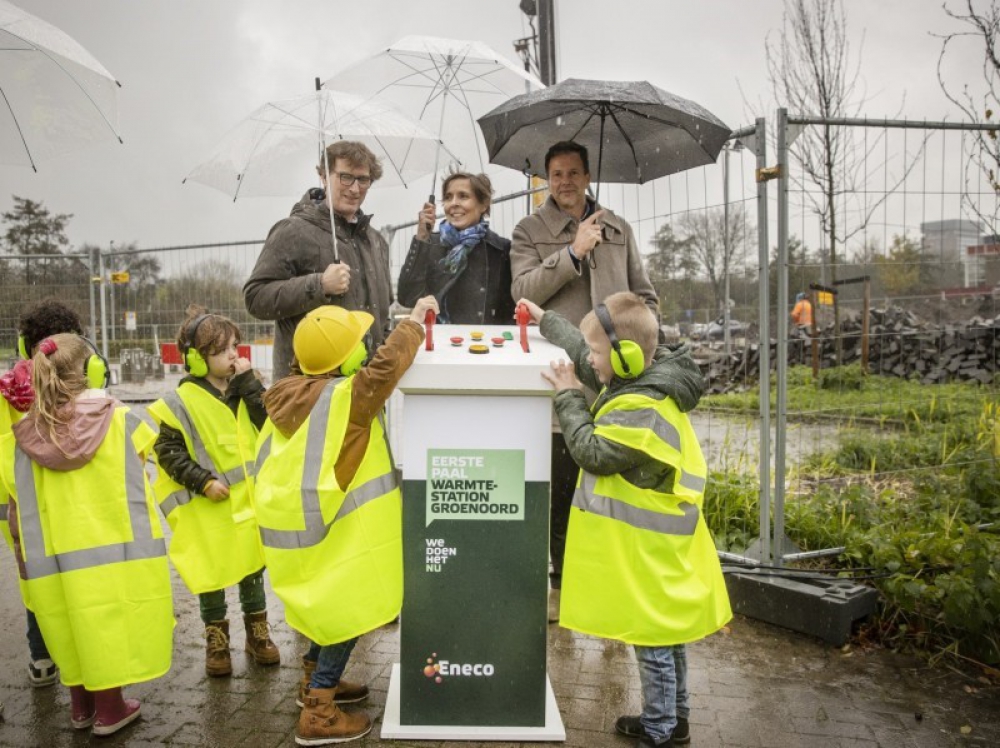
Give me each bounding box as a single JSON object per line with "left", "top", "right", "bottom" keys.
{"left": 198, "top": 569, "right": 266, "bottom": 623}
{"left": 634, "top": 643, "right": 690, "bottom": 745}
{"left": 305, "top": 638, "right": 359, "bottom": 689}
{"left": 26, "top": 610, "right": 50, "bottom": 661}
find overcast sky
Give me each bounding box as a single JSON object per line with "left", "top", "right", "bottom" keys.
{"left": 0, "top": 0, "right": 981, "bottom": 252}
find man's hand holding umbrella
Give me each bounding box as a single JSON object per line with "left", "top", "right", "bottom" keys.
{"left": 321, "top": 262, "right": 352, "bottom": 296}
{"left": 570, "top": 210, "right": 605, "bottom": 263}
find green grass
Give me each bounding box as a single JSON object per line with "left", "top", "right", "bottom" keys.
{"left": 701, "top": 367, "right": 1000, "bottom": 666}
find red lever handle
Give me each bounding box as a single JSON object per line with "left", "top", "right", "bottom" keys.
{"left": 515, "top": 302, "right": 531, "bottom": 353}
{"left": 424, "top": 309, "right": 435, "bottom": 351}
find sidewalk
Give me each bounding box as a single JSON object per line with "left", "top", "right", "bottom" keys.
{"left": 0, "top": 540, "right": 997, "bottom": 747}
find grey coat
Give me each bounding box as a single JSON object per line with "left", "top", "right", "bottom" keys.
{"left": 511, "top": 195, "right": 659, "bottom": 326}
{"left": 243, "top": 189, "right": 393, "bottom": 379}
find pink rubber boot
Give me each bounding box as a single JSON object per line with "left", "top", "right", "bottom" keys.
{"left": 91, "top": 687, "right": 141, "bottom": 736}
{"left": 69, "top": 686, "right": 95, "bottom": 729}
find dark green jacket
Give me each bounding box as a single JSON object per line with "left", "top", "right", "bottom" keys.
{"left": 152, "top": 370, "right": 266, "bottom": 495}
{"left": 540, "top": 310, "right": 705, "bottom": 490}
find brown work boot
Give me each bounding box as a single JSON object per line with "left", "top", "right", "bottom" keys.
{"left": 295, "top": 687, "right": 371, "bottom": 745}
{"left": 334, "top": 679, "right": 370, "bottom": 704}
{"left": 203, "top": 620, "right": 232, "bottom": 677}
{"left": 296, "top": 657, "right": 370, "bottom": 707}
{"left": 296, "top": 656, "right": 317, "bottom": 708}
{"left": 244, "top": 611, "right": 280, "bottom": 666}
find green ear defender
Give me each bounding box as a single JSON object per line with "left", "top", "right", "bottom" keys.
{"left": 181, "top": 314, "right": 210, "bottom": 377}
{"left": 339, "top": 341, "right": 367, "bottom": 376}
{"left": 17, "top": 334, "right": 28, "bottom": 360}
{"left": 80, "top": 337, "right": 110, "bottom": 389}
{"left": 595, "top": 303, "right": 645, "bottom": 380}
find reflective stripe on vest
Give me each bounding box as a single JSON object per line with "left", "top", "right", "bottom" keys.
{"left": 158, "top": 393, "right": 246, "bottom": 517}
{"left": 596, "top": 407, "right": 681, "bottom": 451}
{"left": 594, "top": 403, "right": 707, "bottom": 497}
{"left": 0, "top": 503, "right": 7, "bottom": 521}
{"left": 15, "top": 412, "right": 166, "bottom": 579}
{"left": 572, "top": 471, "right": 699, "bottom": 536}
{"left": 259, "top": 381, "right": 398, "bottom": 551}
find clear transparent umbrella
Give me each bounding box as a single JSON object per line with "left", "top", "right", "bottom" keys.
{"left": 0, "top": 0, "right": 122, "bottom": 170}
{"left": 326, "top": 35, "right": 544, "bottom": 200}
{"left": 184, "top": 84, "right": 457, "bottom": 261}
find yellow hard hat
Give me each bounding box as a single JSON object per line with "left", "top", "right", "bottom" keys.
{"left": 293, "top": 306, "right": 374, "bottom": 375}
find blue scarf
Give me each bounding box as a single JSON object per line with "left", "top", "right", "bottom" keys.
{"left": 438, "top": 219, "right": 489, "bottom": 273}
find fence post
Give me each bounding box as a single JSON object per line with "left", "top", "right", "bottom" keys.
{"left": 755, "top": 117, "right": 771, "bottom": 565}
{"left": 98, "top": 249, "right": 109, "bottom": 361}
{"left": 774, "top": 108, "right": 789, "bottom": 568}
{"left": 88, "top": 246, "right": 97, "bottom": 341}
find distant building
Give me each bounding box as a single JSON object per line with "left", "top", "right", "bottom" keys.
{"left": 920, "top": 219, "right": 984, "bottom": 287}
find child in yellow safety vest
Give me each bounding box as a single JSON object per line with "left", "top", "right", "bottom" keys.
{"left": 254, "top": 296, "right": 438, "bottom": 747}
{"left": 149, "top": 306, "right": 280, "bottom": 677}
{"left": 0, "top": 333, "right": 174, "bottom": 737}
{"left": 0, "top": 299, "right": 87, "bottom": 691}
{"left": 523, "top": 292, "right": 732, "bottom": 748}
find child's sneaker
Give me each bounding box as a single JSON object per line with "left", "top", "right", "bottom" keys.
{"left": 28, "top": 658, "right": 58, "bottom": 687}
{"left": 615, "top": 715, "right": 690, "bottom": 745}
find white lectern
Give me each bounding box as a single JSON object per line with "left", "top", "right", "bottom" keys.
{"left": 381, "top": 323, "right": 566, "bottom": 741}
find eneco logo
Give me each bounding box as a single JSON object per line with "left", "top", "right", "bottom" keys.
{"left": 422, "top": 653, "right": 495, "bottom": 684}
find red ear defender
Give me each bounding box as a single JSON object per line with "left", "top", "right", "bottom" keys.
{"left": 38, "top": 338, "right": 58, "bottom": 356}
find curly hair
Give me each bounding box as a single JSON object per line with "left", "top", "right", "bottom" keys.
{"left": 18, "top": 299, "right": 84, "bottom": 356}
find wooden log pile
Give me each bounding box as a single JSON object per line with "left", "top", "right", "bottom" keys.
{"left": 699, "top": 307, "right": 1000, "bottom": 393}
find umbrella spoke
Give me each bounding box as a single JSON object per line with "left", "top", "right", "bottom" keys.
{"left": 0, "top": 83, "right": 36, "bottom": 170}
{"left": 607, "top": 106, "right": 642, "bottom": 181}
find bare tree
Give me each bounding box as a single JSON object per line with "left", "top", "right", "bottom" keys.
{"left": 765, "top": 0, "right": 924, "bottom": 358}
{"left": 677, "top": 205, "right": 753, "bottom": 315}
{"left": 938, "top": 0, "right": 1000, "bottom": 235}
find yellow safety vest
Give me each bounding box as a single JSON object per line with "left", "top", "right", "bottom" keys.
{"left": 253, "top": 377, "right": 402, "bottom": 645}
{"left": 148, "top": 383, "right": 263, "bottom": 594}
{"left": 0, "top": 407, "right": 175, "bottom": 689}
{"left": 0, "top": 400, "right": 25, "bottom": 549}
{"left": 560, "top": 392, "right": 732, "bottom": 646}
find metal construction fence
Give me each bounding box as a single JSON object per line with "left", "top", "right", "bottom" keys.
{"left": 1, "top": 113, "right": 997, "bottom": 581}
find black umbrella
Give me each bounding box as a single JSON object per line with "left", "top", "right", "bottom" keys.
{"left": 477, "top": 78, "right": 731, "bottom": 196}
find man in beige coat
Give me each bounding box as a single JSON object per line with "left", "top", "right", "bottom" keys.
{"left": 511, "top": 140, "right": 659, "bottom": 623}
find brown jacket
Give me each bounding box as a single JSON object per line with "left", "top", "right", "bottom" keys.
{"left": 510, "top": 196, "right": 659, "bottom": 326}
{"left": 263, "top": 319, "right": 423, "bottom": 489}
{"left": 244, "top": 189, "right": 394, "bottom": 379}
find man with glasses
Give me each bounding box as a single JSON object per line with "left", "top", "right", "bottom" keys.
{"left": 245, "top": 141, "right": 394, "bottom": 380}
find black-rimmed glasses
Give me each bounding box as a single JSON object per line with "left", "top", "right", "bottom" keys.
{"left": 334, "top": 172, "right": 373, "bottom": 189}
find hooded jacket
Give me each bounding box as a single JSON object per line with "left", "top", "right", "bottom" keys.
{"left": 243, "top": 189, "right": 394, "bottom": 379}
{"left": 12, "top": 395, "right": 118, "bottom": 471}
{"left": 511, "top": 196, "right": 659, "bottom": 327}
{"left": 539, "top": 310, "right": 705, "bottom": 486}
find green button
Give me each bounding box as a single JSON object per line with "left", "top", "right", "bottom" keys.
{"left": 502, "top": 331, "right": 514, "bottom": 340}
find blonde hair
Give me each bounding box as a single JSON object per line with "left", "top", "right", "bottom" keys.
{"left": 581, "top": 292, "right": 659, "bottom": 364}
{"left": 30, "top": 333, "right": 92, "bottom": 453}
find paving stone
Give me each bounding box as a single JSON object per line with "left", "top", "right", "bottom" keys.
{"left": 2, "top": 530, "right": 999, "bottom": 747}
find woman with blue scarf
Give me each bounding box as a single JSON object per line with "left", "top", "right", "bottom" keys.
{"left": 398, "top": 171, "right": 515, "bottom": 325}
